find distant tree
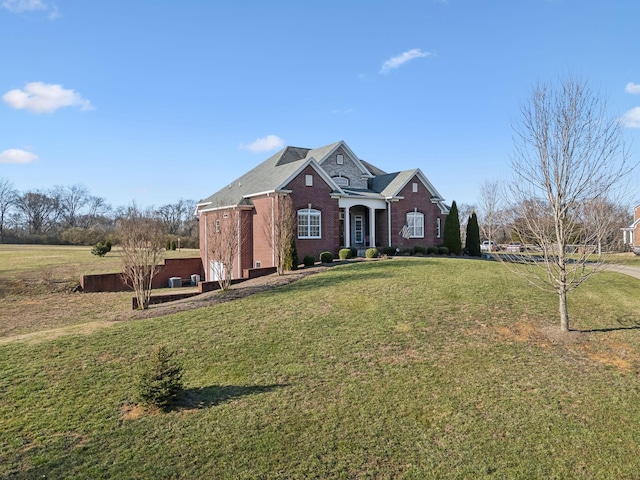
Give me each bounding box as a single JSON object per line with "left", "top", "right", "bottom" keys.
{"left": 118, "top": 205, "right": 166, "bottom": 310}
{"left": 465, "top": 212, "right": 481, "bottom": 256}
{"left": 58, "top": 184, "right": 90, "bottom": 228}
{"left": 478, "top": 179, "right": 504, "bottom": 246}
{"left": 507, "top": 75, "right": 630, "bottom": 332}
{"left": 262, "top": 195, "right": 296, "bottom": 275}
{"left": 14, "top": 189, "right": 62, "bottom": 235}
{"left": 443, "top": 200, "right": 462, "bottom": 255}
{"left": 0, "top": 178, "right": 17, "bottom": 243}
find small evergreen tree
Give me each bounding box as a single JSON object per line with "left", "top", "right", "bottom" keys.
{"left": 465, "top": 211, "right": 481, "bottom": 257}
{"left": 283, "top": 236, "right": 298, "bottom": 271}
{"left": 91, "top": 240, "right": 112, "bottom": 257}
{"left": 443, "top": 200, "right": 462, "bottom": 255}
{"left": 136, "top": 345, "right": 184, "bottom": 410}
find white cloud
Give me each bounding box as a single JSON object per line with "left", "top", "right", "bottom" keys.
{"left": 380, "top": 48, "right": 431, "bottom": 74}
{"left": 239, "top": 135, "right": 285, "bottom": 153}
{"left": 2, "top": 82, "right": 92, "bottom": 113}
{"left": 621, "top": 107, "right": 640, "bottom": 128}
{"left": 2, "top": 0, "right": 57, "bottom": 17}
{"left": 625, "top": 82, "right": 640, "bottom": 95}
{"left": 0, "top": 148, "right": 37, "bottom": 164}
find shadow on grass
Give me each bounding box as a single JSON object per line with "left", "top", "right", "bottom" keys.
{"left": 175, "top": 383, "right": 288, "bottom": 410}
{"left": 575, "top": 315, "right": 640, "bottom": 333}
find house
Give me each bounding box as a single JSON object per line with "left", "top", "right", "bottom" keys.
{"left": 622, "top": 204, "right": 640, "bottom": 253}
{"left": 196, "top": 140, "right": 449, "bottom": 281}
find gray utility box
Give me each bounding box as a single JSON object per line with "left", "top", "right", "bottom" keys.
{"left": 190, "top": 274, "right": 200, "bottom": 286}
{"left": 168, "top": 277, "right": 182, "bottom": 288}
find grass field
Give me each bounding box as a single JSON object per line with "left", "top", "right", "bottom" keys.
{"left": 2, "top": 249, "right": 640, "bottom": 478}
{"left": 0, "top": 245, "right": 200, "bottom": 337}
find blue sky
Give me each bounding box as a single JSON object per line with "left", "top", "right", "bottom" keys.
{"left": 1, "top": 0, "right": 640, "bottom": 209}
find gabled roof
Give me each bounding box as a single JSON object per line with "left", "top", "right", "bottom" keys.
{"left": 197, "top": 141, "right": 448, "bottom": 214}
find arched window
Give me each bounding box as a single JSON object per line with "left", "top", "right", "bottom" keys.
{"left": 298, "top": 208, "right": 321, "bottom": 239}
{"left": 406, "top": 211, "right": 424, "bottom": 238}
{"left": 332, "top": 176, "right": 350, "bottom": 187}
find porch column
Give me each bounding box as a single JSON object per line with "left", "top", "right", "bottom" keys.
{"left": 369, "top": 207, "right": 376, "bottom": 248}
{"left": 344, "top": 206, "right": 351, "bottom": 248}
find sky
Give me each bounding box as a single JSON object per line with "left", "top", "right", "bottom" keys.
{"left": 1, "top": 0, "right": 640, "bottom": 210}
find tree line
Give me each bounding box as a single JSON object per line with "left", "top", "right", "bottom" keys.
{"left": 0, "top": 180, "right": 199, "bottom": 248}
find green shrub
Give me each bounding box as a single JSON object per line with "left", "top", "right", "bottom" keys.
{"left": 413, "top": 245, "right": 427, "bottom": 255}
{"left": 365, "top": 248, "right": 378, "bottom": 258}
{"left": 91, "top": 240, "right": 112, "bottom": 257}
{"left": 284, "top": 237, "right": 298, "bottom": 271}
{"left": 320, "top": 251, "right": 333, "bottom": 263}
{"left": 349, "top": 247, "right": 357, "bottom": 258}
{"left": 382, "top": 246, "right": 397, "bottom": 256}
{"left": 438, "top": 246, "right": 449, "bottom": 255}
{"left": 426, "top": 246, "right": 438, "bottom": 255}
{"left": 136, "top": 345, "right": 184, "bottom": 410}
{"left": 339, "top": 248, "right": 352, "bottom": 260}
{"left": 401, "top": 248, "right": 413, "bottom": 256}
{"left": 303, "top": 254, "right": 315, "bottom": 267}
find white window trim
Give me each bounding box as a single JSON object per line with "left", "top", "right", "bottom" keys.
{"left": 305, "top": 174, "right": 313, "bottom": 186}
{"left": 337, "top": 154, "right": 344, "bottom": 165}
{"left": 298, "top": 208, "right": 322, "bottom": 239}
{"left": 407, "top": 211, "right": 424, "bottom": 238}
{"left": 436, "top": 217, "right": 441, "bottom": 238}
{"left": 412, "top": 182, "right": 418, "bottom": 193}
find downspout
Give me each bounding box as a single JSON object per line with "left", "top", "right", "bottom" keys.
{"left": 237, "top": 208, "right": 241, "bottom": 279}
{"left": 386, "top": 199, "right": 392, "bottom": 247}
{"left": 271, "top": 194, "right": 275, "bottom": 267}
{"left": 203, "top": 212, "right": 208, "bottom": 281}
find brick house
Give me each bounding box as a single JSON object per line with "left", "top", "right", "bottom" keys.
{"left": 622, "top": 204, "right": 640, "bottom": 253}
{"left": 196, "top": 140, "right": 449, "bottom": 281}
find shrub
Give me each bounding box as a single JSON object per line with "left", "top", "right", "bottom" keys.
{"left": 136, "top": 345, "right": 184, "bottom": 410}
{"left": 91, "top": 240, "right": 112, "bottom": 257}
{"left": 413, "top": 245, "right": 427, "bottom": 255}
{"left": 284, "top": 237, "right": 298, "bottom": 271}
{"left": 339, "top": 248, "right": 352, "bottom": 260}
{"left": 365, "top": 248, "right": 378, "bottom": 258}
{"left": 426, "top": 246, "right": 438, "bottom": 255}
{"left": 401, "top": 248, "right": 413, "bottom": 256}
{"left": 382, "top": 246, "right": 397, "bottom": 256}
{"left": 438, "top": 246, "right": 449, "bottom": 255}
{"left": 349, "top": 247, "right": 358, "bottom": 258}
{"left": 303, "top": 254, "right": 315, "bottom": 267}
{"left": 320, "top": 251, "right": 333, "bottom": 263}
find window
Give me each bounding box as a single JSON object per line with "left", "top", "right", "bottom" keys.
{"left": 436, "top": 217, "right": 441, "bottom": 238}
{"left": 332, "top": 176, "right": 349, "bottom": 187}
{"left": 255, "top": 261, "right": 261, "bottom": 268}
{"left": 336, "top": 154, "right": 344, "bottom": 165}
{"left": 215, "top": 219, "right": 220, "bottom": 233}
{"left": 298, "top": 208, "right": 321, "bottom": 238}
{"left": 412, "top": 182, "right": 418, "bottom": 193}
{"left": 305, "top": 174, "right": 313, "bottom": 186}
{"left": 406, "top": 211, "right": 424, "bottom": 238}
{"left": 354, "top": 215, "right": 364, "bottom": 244}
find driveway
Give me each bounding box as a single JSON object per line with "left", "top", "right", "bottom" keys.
{"left": 606, "top": 264, "right": 640, "bottom": 280}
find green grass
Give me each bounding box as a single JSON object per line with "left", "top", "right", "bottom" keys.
{"left": 2, "top": 257, "right": 640, "bottom": 478}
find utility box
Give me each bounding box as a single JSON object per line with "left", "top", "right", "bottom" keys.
{"left": 168, "top": 277, "right": 182, "bottom": 288}
{"left": 190, "top": 274, "right": 200, "bottom": 286}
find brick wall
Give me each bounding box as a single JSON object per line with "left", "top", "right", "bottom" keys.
{"left": 81, "top": 257, "right": 204, "bottom": 293}
{"left": 285, "top": 165, "right": 341, "bottom": 261}
{"left": 390, "top": 175, "right": 447, "bottom": 248}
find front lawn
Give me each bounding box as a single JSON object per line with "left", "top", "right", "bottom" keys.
{"left": 2, "top": 258, "right": 640, "bottom": 478}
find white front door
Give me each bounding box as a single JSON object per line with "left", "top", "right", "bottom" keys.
{"left": 354, "top": 215, "right": 364, "bottom": 244}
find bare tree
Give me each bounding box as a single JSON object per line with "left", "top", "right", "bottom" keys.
{"left": 118, "top": 205, "right": 166, "bottom": 310}
{"left": 14, "top": 189, "right": 62, "bottom": 235}
{"left": 207, "top": 208, "right": 243, "bottom": 290}
{"left": 58, "top": 184, "right": 90, "bottom": 228}
{"left": 0, "top": 178, "right": 17, "bottom": 243}
{"left": 507, "top": 75, "right": 630, "bottom": 332}
{"left": 262, "top": 195, "right": 296, "bottom": 275}
{"left": 478, "top": 179, "right": 504, "bottom": 247}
